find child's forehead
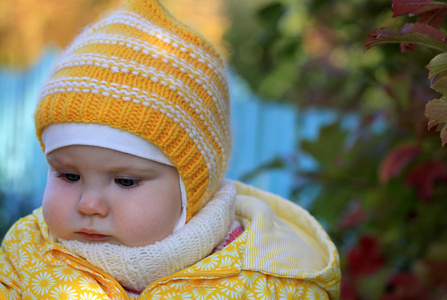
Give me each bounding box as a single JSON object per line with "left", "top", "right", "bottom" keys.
{"left": 48, "top": 144, "right": 175, "bottom": 172}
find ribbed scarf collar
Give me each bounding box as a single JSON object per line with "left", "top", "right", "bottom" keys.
{"left": 58, "top": 180, "right": 237, "bottom": 293}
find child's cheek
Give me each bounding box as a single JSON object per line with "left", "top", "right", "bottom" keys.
{"left": 42, "top": 179, "right": 74, "bottom": 238}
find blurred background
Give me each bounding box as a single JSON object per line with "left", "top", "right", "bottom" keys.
{"left": 1, "top": 0, "right": 446, "bottom": 299}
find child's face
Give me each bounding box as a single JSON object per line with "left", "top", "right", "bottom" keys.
{"left": 42, "top": 145, "right": 182, "bottom": 247}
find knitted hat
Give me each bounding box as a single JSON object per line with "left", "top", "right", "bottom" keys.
{"left": 34, "top": 0, "right": 231, "bottom": 222}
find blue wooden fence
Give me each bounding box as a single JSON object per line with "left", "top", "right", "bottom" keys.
{"left": 0, "top": 51, "right": 332, "bottom": 221}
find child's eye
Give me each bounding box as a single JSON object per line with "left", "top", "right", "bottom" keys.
{"left": 115, "top": 178, "right": 140, "bottom": 188}
{"left": 58, "top": 173, "right": 80, "bottom": 182}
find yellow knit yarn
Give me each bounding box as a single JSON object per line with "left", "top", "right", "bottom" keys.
{"left": 34, "top": 0, "right": 231, "bottom": 221}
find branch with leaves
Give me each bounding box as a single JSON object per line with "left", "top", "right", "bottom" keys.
{"left": 365, "top": 0, "right": 447, "bottom": 146}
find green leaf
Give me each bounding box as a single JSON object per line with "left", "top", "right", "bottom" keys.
{"left": 425, "top": 54, "right": 447, "bottom": 146}
{"left": 427, "top": 53, "right": 447, "bottom": 80}
{"left": 310, "top": 188, "right": 348, "bottom": 225}
{"left": 425, "top": 98, "right": 447, "bottom": 146}
{"left": 431, "top": 76, "right": 447, "bottom": 94}
{"left": 365, "top": 27, "right": 447, "bottom": 53}
{"left": 301, "top": 123, "right": 348, "bottom": 169}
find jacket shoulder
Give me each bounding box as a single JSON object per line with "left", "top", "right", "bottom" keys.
{"left": 232, "top": 180, "right": 341, "bottom": 300}
{"left": 2, "top": 208, "right": 45, "bottom": 246}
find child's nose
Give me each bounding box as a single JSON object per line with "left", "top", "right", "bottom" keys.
{"left": 77, "top": 190, "right": 109, "bottom": 217}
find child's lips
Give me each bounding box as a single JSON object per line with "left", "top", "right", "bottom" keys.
{"left": 77, "top": 230, "right": 110, "bottom": 241}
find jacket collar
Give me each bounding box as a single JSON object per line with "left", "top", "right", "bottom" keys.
{"left": 233, "top": 181, "right": 341, "bottom": 299}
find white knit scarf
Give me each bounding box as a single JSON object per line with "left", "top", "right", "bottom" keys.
{"left": 58, "top": 180, "right": 236, "bottom": 293}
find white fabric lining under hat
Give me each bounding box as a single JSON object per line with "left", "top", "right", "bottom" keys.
{"left": 42, "top": 123, "right": 187, "bottom": 232}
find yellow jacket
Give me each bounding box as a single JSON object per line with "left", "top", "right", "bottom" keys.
{"left": 0, "top": 181, "right": 340, "bottom": 299}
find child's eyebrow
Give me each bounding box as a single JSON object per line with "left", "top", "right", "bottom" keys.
{"left": 106, "top": 165, "right": 157, "bottom": 174}
{"left": 46, "top": 156, "right": 69, "bottom": 165}
{"left": 102, "top": 159, "right": 171, "bottom": 173}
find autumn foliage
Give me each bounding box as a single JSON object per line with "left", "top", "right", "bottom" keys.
{"left": 0, "top": 0, "right": 123, "bottom": 68}
{"left": 366, "top": 0, "right": 447, "bottom": 147}
{"left": 227, "top": 0, "right": 447, "bottom": 298}
{"left": 0, "top": 0, "right": 228, "bottom": 68}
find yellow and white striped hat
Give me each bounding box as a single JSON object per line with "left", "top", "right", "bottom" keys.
{"left": 34, "top": 0, "right": 231, "bottom": 222}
